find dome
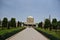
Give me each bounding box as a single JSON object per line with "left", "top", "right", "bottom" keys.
{"left": 27, "top": 16, "right": 33, "bottom": 18}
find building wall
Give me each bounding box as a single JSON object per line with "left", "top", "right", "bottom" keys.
{"left": 27, "top": 18, "right": 34, "bottom": 23}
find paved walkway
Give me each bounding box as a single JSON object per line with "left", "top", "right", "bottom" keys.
{"left": 6, "top": 27, "right": 49, "bottom": 40}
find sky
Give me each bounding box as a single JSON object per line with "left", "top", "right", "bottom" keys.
{"left": 0, "top": 0, "right": 60, "bottom": 23}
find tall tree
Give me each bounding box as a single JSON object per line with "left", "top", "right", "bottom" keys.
{"left": 38, "top": 22, "right": 43, "bottom": 28}
{"left": 19, "top": 22, "right": 22, "bottom": 27}
{"left": 57, "top": 21, "right": 60, "bottom": 29}
{"left": 0, "top": 19, "right": 2, "bottom": 27}
{"left": 7, "top": 21, "right": 11, "bottom": 29}
{"left": 2, "top": 17, "right": 8, "bottom": 28}
{"left": 0, "top": 19, "right": 1, "bottom": 25}
{"left": 44, "top": 19, "right": 51, "bottom": 29}
{"left": 17, "top": 21, "right": 20, "bottom": 27}
{"left": 52, "top": 18, "right": 57, "bottom": 30}
{"left": 10, "top": 18, "right": 16, "bottom": 27}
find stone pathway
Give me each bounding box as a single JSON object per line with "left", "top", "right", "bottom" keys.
{"left": 6, "top": 27, "right": 49, "bottom": 40}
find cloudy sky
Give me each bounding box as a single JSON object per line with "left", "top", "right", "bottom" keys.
{"left": 0, "top": 0, "right": 60, "bottom": 22}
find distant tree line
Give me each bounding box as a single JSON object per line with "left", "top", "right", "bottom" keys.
{"left": 17, "top": 21, "right": 22, "bottom": 27}
{"left": 38, "top": 18, "right": 60, "bottom": 31}
{"left": 0, "top": 17, "right": 22, "bottom": 29}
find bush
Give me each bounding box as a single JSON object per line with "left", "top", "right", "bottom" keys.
{"left": 35, "top": 28, "right": 60, "bottom": 40}
{"left": 0, "top": 27, "right": 26, "bottom": 40}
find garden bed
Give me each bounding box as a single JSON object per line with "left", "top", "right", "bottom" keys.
{"left": 0, "top": 27, "right": 26, "bottom": 40}
{"left": 35, "top": 28, "right": 60, "bottom": 40}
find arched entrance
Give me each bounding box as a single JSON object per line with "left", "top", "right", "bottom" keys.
{"left": 24, "top": 23, "right": 36, "bottom": 28}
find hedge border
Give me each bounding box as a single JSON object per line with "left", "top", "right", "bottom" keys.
{"left": 0, "top": 27, "right": 26, "bottom": 40}
{"left": 35, "top": 28, "right": 60, "bottom": 40}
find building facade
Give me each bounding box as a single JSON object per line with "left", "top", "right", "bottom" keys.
{"left": 24, "top": 16, "right": 36, "bottom": 27}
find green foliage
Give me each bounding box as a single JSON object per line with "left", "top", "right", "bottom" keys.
{"left": 35, "top": 27, "right": 60, "bottom": 40}
{"left": 0, "top": 19, "right": 2, "bottom": 27}
{"left": 52, "top": 18, "right": 57, "bottom": 29}
{"left": 0, "top": 27, "right": 25, "bottom": 40}
{"left": 44, "top": 19, "right": 51, "bottom": 29}
{"left": 57, "top": 21, "right": 60, "bottom": 26}
{"left": 7, "top": 21, "right": 11, "bottom": 29}
{"left": 2, "top": 17, "right": 8, "bottom": 28}
{"left": 57, "top": 21, "right": 60, "bottom": 29}
{"left": 38, "top": 22, "right": 43, "bottom": 28}
{"left": 17, "top": 21, "right": 22, "bottom": 27}
{"left": 17, "top": 21, "right": 20, "bottom": 27}
{"left": 0, "top": 19, "right": 1, "bottom": 25}
{"left": 10, "top": 18, "right": 16, "bottom": 27}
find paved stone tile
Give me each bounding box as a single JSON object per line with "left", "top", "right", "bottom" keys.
{"left": 6, "top": 27, "right": 49, "bottom": 40}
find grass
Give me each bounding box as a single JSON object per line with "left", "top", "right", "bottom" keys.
{"left": 0, "top": 27, "right": 26, "bottom": 40}
{"left": 35, "top": 27, "right": 60, "bottom": 40}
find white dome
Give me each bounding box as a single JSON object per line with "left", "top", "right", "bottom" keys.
{"left": 27, "top": 16, "right": 33, "bottom": 18}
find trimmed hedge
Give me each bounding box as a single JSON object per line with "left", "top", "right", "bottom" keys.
{"left": 35, "top": 28, "right": 60, "bottom": 40}
{"left": 0, "top": 27, "right": 26, "bottom": 40}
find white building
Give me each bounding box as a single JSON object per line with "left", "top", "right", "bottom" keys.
{"left": 24, "top": 16, "right": 36, "bottom": 27}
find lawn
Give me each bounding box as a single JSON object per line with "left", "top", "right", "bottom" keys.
{"left": 35, "top": 27, "right": 60, "bottom": 40}
{"left": 0, "top": 27, "right": 26, "bottom": 40}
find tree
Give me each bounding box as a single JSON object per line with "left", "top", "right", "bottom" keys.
{"left": 7, "top": 21, "right": 11, "bottom": 29}
{"left": 0, "top": 19, "right": 1, "bottom": 25}
{"left": 0, "top": 19, "right": 2, "bottom": 28}
{"left": 38, "top": 22, "right": 43, "bottom": 28}
{"left": 10, "top": 18, "right": 16, "bottom": 27}
{"left": 44, "top": 19, "right": 51, "bottom": 29}
{"left": 2, "top": 17, "right": 8, "bottom": 29}
{"left": 52, "top": 18, "right": 57, "bottom": 30}
{"left": 19, "top": 22, "right": 22, "bottom": 27}
{"left": 57, "top": 21, "right": 60, "bottom": 29}
{"left": 17, "top": 21, "right": 20, "bottom": 27}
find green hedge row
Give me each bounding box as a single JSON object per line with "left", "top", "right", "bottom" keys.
{"left": 35, "top": 28, "right": 60, "bottom": 40}
{"left": 0, "top": 27, "right": 26, "bottom": 40}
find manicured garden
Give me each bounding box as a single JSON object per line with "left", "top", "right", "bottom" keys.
{"left": 0, "top": 17, "right": 26, "bottom": 40}
{"left": 0, "top": 27, "right": 26, "bottom": 40}
{"left": 35, "top": 27, "right": 60, "bottom": 40}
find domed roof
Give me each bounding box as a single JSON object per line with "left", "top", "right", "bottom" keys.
{"left": 27, "top": 16, "right": 33, "bottom": 18}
